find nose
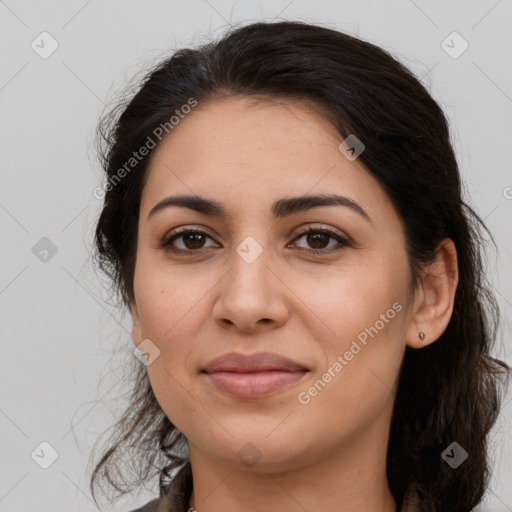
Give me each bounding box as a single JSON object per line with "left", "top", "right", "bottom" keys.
{"left": 212, "top": 245, "right": 290, "bottom": 334}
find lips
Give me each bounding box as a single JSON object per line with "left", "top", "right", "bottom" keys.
{"left": 203, "top": 352, "right": 309, "bottom": 373}
{"left": 202, "top": 352, "right": 309, "bottom": 399}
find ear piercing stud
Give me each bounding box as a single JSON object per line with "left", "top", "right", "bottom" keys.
{"left": 419, "top": 331, "right": 425, "bottom": 342}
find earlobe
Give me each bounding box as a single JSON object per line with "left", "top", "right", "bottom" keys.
{"left": 406, "top": 238, "right": 459, "bottom": 349}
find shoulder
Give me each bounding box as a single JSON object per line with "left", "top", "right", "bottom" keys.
{"left": 128, "top": 499, "right": 161, "bottom": 512}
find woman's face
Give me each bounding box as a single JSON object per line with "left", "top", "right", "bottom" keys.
{"left": 130, "top": 96, "right": 416, "bottom": 472}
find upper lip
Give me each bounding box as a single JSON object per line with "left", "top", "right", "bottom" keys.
{"left": 202, "top": 352, "right": 309, "bottom": 373}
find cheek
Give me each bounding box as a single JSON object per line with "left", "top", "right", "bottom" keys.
{"left": 132, "top": 259, "right": 212, "bottom": 429}
{"left": 291, "top": 258, "right": 408, "bottom": 406}
{"left": 133, "top": 255, "right": 208, "bottom": 341}
{"left": 291, "top": 255, "right": 407, "bottom": 345}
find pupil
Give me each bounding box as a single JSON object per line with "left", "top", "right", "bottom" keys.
{"left": 185, "top": 233, "right": 204, "bottom": 249}
{"left": 308, "top": 233, "right": 328, "bottom": 249}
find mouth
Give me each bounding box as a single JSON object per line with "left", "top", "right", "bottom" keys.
{"left": 201, "top": 352, "right": 309, "bottom": 399}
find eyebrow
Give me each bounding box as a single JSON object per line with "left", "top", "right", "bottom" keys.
{"left": 147, "top": 193, "right": 372, "bottom": 224}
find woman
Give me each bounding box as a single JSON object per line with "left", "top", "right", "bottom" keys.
{"left": 89, "top": 20, "right": 510, "bottom": 512}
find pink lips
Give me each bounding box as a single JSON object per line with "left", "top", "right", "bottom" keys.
{"left": 202, "top": 352, "right": 309, "bottom": 399}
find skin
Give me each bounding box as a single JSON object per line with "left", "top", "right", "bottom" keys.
{"left": 129, "top": 96, "right": 458, "bottom": 512}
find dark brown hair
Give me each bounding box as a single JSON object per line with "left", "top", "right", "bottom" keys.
{"left": 89, "top": 20, "right": 510, "bottom": 511}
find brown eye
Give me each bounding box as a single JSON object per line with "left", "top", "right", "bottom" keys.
{"left": 305, "top": 232, "right": 330, "bottom": 249}
{"left": 292, "top": 227, "right": 352, "bottom": 254}
{"left": 181, "top": 232, "right": 206, "bottom": 249}
{"left": 161, "top": 229, "right": 217, "bottom": 253}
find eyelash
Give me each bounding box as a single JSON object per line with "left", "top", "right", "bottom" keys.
{"left": 160, "top": 226, "right": 352, "bottom": 255}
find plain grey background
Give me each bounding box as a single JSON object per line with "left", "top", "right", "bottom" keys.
{"left": 1, "top": 1, "right": 511, "bottom": 510}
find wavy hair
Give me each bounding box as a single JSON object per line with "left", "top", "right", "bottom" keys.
{"left": 89, "top": 20, "right": 510, "bottom": 511}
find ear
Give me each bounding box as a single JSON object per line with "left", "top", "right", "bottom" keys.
{"left": 129, "top": 299, "right": 144, "bottom": 347}
{"left": 406, "top": 238, "right": 458, "bottom": 349}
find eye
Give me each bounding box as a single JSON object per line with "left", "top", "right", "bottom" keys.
{"left": 290, "top": 226, "right": 352, "bottom": 254}
{"left": 161, "top": 228, "right": 218, "bottom": 252}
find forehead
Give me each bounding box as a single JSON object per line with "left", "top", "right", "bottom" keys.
{"left": 140, "top": 96, "right": 396, "bottom": 225}
{"left": 152, "top": 95, "right": 340, "bottom": 160}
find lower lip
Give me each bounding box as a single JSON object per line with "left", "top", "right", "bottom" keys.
{"left": 204, "top": 370, "right": 308, "bottom": 399}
